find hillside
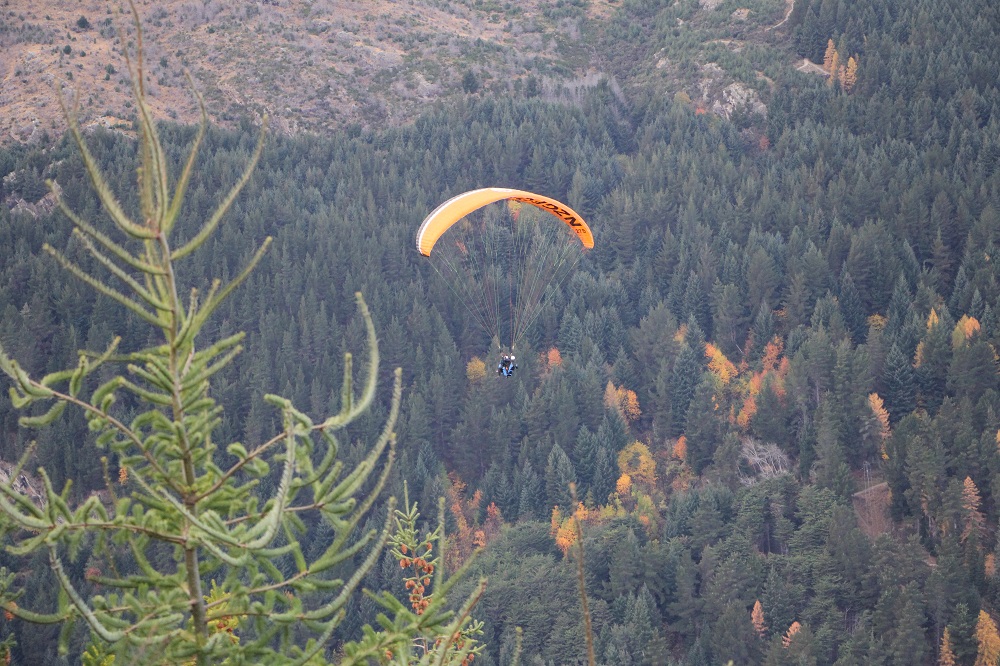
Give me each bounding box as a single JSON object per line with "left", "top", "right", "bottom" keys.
{"left": 5, "top": 0, "right": 1000, "bottom": 663}
{"left": 1, "top": 0, "right": 794, "bottom": 144}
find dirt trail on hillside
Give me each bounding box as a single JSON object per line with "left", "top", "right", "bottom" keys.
{"left": 767, "top": 0, "right": 795, "bottom": 31}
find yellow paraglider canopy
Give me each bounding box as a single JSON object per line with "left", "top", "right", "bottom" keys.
{"left": 416, "top": 187, "right": 594, "bottom": 256}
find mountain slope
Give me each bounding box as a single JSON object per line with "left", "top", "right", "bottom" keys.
{"left": 2, "top": 0, "right": 794, "bottom": 144}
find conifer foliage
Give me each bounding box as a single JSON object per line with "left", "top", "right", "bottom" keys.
{"left": 0, "top": 8, "right": 480, "bottom": 664}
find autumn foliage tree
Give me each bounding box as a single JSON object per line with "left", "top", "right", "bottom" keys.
{"left": 444, "top": 475, "right": 503, "bottom": 572}
{"left": 751, "top": 600, "right": 767, "bottom": 638}
{"left": 466, "top": 357, "right": 487, "bottom": 382}
{"left": 821, "top": 38, "right": 858, "bottom": 92}
{"left": 783, "top": 621, "right": 801, "bottom": 648}
{"left": 863, "top": 393, "right": 892, "bottom": 460}
{"left": 823, "top": 39, "right": 837, "bottom": 71}
{"left": 975, "top": 610, "right": 1000, "bottom": 666}
{"left": 550, "top": 503, "right": 588, "bottom": 556}
{"left": 735, "top": 337, "right": 788, "bottom": 431}
{"left": 940, "top": 628, "right": 957, "bottom": 666}
{"left": 705, "top": 343, "right": 738, "bottom": 385}
{"left": 604, "top": 381, "right": 641, "bottom": 424}
{"left": 617, "top": 442, "right": 657, "bottom": 488}
{"left": 842, "top": 57, "right": 858, "bottom": 91}
{"left": 672, "top": 436, "right": 688, "bottom": 462}
{"left": 962, "top": 476, "right": 986, "bottom": 544}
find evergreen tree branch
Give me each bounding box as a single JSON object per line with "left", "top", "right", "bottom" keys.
{"left": 42, "top": 244, "right": 160, "bottom": 326}
{"left": 185, "top": 237, "right": 272, "bottom": 344}
{"left": 306, "top": 496, "right": 398, "bottom": 622}
{"left": 171, "top": 121, "right": 268, "bottom": 261}
{"left": 163, "top": 78, "right": 208, "bottom": 237}
{"left": 48, "top": 544, "right": 126, "bottom": 643}
{"left": 0, "top": 6, "right": 464, "bottom": 660}
{"left": 121, "top": 1, "right": 169, "bottom": 225}
{"left": 56, "top": 89, "right": 155, "bottom": 240}
{"left": 49, "top": 193, "right": 167, "bottom": 275}
{"left": 71, "top": 230, "right": 168, "bottom": 312}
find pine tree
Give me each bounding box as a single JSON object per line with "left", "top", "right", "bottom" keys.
{"left": 949, "top": 603, "right": 980, "bottom": 665}
{"left": 746, "top": 248, "right": 780, "bottom": 313}
{"left": 948, "top": 317, "right": 998, "bottom": 403}
{"left": 713, "top": 281, "right": 749, "bottom": 358}
{"left": 517, "top": 460, "right": 544, "bottom": 520}
{"left": 890, "top": 583, "right": 928, "bottom": 665}
{"left": 591, "top": 446, "right": 616, "bottom": 505}
{"left": 669, "top": 343, "right": 701, "bottom": 436}
{"left": 882, "top": 342, "right": 917, "bottom": 424}
{"left": 839, "top": 272, "right": 867, "bottom": 344}
{"left": 0, "top": 13, "right": 480, "bottom": 663}
{"left": 711, "top": 601, "right": 763, "bottom": 664}
{"left": 684, "top": 374, "right": 724, "bottom": 474}
{"left": 574, "top": 426, "right": 599, "bottom": 490}
{"left": 545, "top": 443, "right": 577, "bottom": 511}
{"left": 915, "top": 308, "right": 953, "bottom": 413}
{"left": 597, "top": 411, "right": 630, "bottom": 456}
{"left": 811, "top": 398, "right": 854, "bottom": 498}
{"left": 668, "top": 548, "right": 702, "bottom": 640}
{"left": 750, "top": 303, "right": 776, "bottom": 363}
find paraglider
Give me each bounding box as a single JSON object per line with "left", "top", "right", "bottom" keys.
{"left": 416, "top": 188, "right": 593, "bottom": 376}
{"left": 497, "top": 354, "right": 517, "bottom": 378}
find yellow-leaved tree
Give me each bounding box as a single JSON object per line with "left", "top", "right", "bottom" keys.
{"left": 842, "top": 56, "right": 859, "bottom": 92}
{"left": 617, "top": 442, "right": 658, "bottom": 487}
{"left": 975, "top": 610, "right": 1000, "bottom": 666}
{"left": 939, "top": 627, "right": 957, "bottom": 666}
{"left": 823, "top": 39, "right": 837, "bottom": 71}
{"left": 466, "top": 357, "right": 487, "bottom": 382}
{"left": 604, "top": 381, "right": 641, "bottom": 424}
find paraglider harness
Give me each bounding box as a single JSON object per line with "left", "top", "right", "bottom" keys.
{"left": 497, "top": 354, "right": 518, "bottom": 378}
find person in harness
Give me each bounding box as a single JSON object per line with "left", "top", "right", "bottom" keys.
{"left": 497, "top": 354, "right": 518, "bottom": 378}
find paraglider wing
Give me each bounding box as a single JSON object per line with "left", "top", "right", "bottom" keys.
{"left": 416, "top": 188, "right": 594, "bottom": 256}
{"left": 416, "top": 187, "right": 594, "bottom": 352}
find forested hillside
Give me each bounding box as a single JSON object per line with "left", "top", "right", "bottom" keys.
{"left": 2, "top": 0, "right": 1000, "bottom": 663}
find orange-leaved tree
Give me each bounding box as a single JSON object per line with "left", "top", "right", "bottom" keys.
{"left": 751, "top": 600, "right": 767, "bottom": 638}
{"left": 783, "top": 621, "right": 802, "bottom": 648}
{"left": 962, "top": 476, "right": 986, "bottom": 544}
{"left": 444, "top": 475, "right": 504, "bottom": 572}
{"left": 863, "top": 392, "right": 892, "bottom": 460}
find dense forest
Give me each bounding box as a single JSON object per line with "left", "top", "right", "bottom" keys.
{"left": 2, "top": 0, "right": 1000, "bottom": 663}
